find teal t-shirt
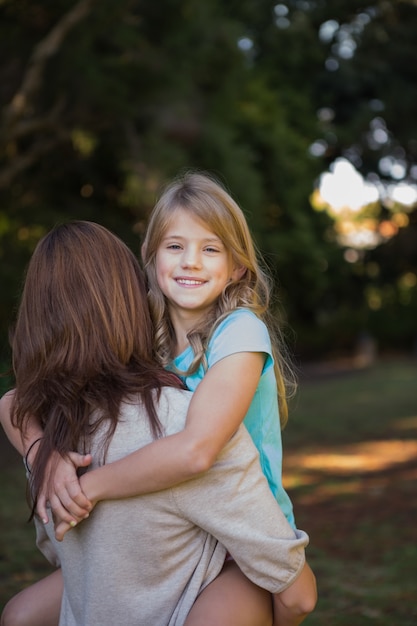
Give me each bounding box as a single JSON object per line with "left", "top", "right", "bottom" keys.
{"left": 170, "top": 308, "right": 295, "bottom": 528}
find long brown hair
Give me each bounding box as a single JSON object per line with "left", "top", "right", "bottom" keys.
{"left": 142, "top": 171, "right": 296, "bottom": 426}
{"left": 10, "top": 221, "right": 183, "bottom": 506}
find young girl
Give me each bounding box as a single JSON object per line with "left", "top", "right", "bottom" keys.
{"left": 2, "top": 174, "right": 316, "bottom": 624}
{"left": 47, "top": 171, "right": 296, "bottom": 532}
{"left": 0, "top": 221, "right": 315, "bottom": 626}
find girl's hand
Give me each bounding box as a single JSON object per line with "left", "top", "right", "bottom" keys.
{"left": 37, "top": 451, "right": 93, "bottom": 525}
{"left": 54, "top": 470, "right": 99, "bottom": 541}
{"left": 54, "top": 518, "right": 78, "bottom": 542}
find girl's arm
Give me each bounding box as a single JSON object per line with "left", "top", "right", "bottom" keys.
{"left": 86, "top": 352, "right": 263, "bottom": 495}
{"left": 51, "top": 352, "right": 264, "bottom": 533}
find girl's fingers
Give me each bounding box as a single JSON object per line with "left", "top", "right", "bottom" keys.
{"left": 36, "top": 493, "right": 49, "bottom": 524}
{"left": 55, "top": 520, "right": 76, "bottom": 542}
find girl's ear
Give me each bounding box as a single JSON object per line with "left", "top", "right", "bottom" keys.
{"left": 230, "top": 264, "right": 247, "bottom": 282}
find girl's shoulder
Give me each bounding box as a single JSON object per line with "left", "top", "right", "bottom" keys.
{"left": 208, "top": 308, "right": 271, "bottom": 357}
{"left": 212, "top": 307, "right": 268, "bottom": 337}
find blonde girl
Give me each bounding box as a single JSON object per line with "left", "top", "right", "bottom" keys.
{"left": 46, "top": 171, "right": 296, "bottom": 528}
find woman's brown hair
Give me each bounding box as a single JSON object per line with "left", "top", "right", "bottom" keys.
{"left": 10, "top": 221, "right": 183, "bottom": 508}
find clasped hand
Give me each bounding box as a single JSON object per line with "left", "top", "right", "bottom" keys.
{"left": 36, "top": 450, "right": 94, "bottom": 541}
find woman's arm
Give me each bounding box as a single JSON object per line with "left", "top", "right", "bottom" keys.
{"left": 51, "top": 352, "right": 264, "bottom": 534}
{"left": 0, "top": 390, "right": 42, "bottom": 457}
{"left": 0, "top": 390, "right": 92, "bottom": 524}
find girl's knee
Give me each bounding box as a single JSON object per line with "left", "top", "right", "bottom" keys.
{"left": 1, "top": 570, "right": 62, "bottom": 626}
{"left": 1, "top": 593, "right": 31, "bottom": 626}
{"left": 185, "top": 561, "right": 273, "bottom": 626}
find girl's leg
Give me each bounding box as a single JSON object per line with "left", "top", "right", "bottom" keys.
{"left": 184, "top": 560, "right": 273, "bottom": 626}
{"left": 1, "top": 569, "right": 63, "bottom": 626}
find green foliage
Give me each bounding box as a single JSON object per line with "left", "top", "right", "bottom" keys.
{"left": 0, "top": 0, "right": 416, "bottom": 358}
{"left": 284, "top": 359, "right": 417, "bottom": 625}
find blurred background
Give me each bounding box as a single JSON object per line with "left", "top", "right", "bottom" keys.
{"left": 1, "top": 0, "right": 416, "bottom": 366}
{"left": 1, "top": 3, "right": 417, "bottom": 624}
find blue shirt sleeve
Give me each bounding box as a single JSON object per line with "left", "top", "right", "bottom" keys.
{"left": 206, "top": 309, "right": 273, "bottom": 372}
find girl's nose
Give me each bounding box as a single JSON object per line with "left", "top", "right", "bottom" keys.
{"left": 181, "top": 247, "right": 202, "bottom": 269}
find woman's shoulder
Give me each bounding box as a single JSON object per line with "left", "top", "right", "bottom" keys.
{"left": 157, "top": 386, "right": 193, "bottom": 434}
{"left": 158, "top": 386, "right": 193, "bottom": 411}
{"left": 159, "top": 385, "right": 193, "bottom": 402}
{"left": 121, "top": 387, "right": 193, "bottom": 437}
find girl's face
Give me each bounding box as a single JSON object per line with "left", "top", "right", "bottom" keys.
{"left": 155, "top": 209, "right": 241, "bottom": 325}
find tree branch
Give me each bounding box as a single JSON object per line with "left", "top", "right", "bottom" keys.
{"left": 3, "top": 0, "right": 95, "bottom": 127}
{"left": 0, "top": 132, "right": 69, "bottom": 190}
{"left": 0, "top": 0, "right": 96, "bottom": 188}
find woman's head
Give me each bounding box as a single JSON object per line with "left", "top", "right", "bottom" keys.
{"left": 13, "top": 221, "right": 153, "bottom": 381}
{"left": 11, "top": 221, "right": 182, "bottom": 505}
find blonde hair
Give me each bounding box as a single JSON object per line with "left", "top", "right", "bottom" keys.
{"left": 142, "top": 171, "right": 295, "bottom": 426}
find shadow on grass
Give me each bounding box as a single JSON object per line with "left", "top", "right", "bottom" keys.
{"left": 284, "top": 357, "right": 417, "bottom": 625}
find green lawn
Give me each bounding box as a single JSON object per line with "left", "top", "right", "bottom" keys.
{"left": 0, "top": 462, "right": 56, "bottom": 610}
{"left": 1, "top": 357, "right": 417, "bottom": 623}
{"left": 284, "top": 357, "right": 417, "bottom": 626}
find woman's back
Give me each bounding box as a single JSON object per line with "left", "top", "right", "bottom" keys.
{"left": 39, "top": 387, "right": 224, "bottom": 625}
{"left": 38, "top": 386, "right": 308, "bottom": 626}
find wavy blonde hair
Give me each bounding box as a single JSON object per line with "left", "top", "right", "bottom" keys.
{"left": 142, "top": 171, "right": 295, "bottom": 426}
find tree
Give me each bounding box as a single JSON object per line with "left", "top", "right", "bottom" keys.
{"left": 1, "top": 0, "right": 416, "bottom": 360}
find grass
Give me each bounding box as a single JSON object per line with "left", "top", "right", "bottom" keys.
{"left": 0, "top": 464, "right": 56, "bottom": 609}
{"left": 284, "top": 357, "right": 417, "bottom": 625}
{"left": 1, "top": 357, "right": 417, "bottom": 622}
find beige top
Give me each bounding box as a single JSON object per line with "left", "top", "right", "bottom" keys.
{"left": 36, "top": 387, "right": 308, "bottom": 626}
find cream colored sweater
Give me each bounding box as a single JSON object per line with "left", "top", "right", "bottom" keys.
{"left": 36, "top": 387, "right": 308, "bottom": 626}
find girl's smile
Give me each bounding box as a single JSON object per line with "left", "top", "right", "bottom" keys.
{"left": 175, "top": 277, "right": 207, "bottom": 287}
